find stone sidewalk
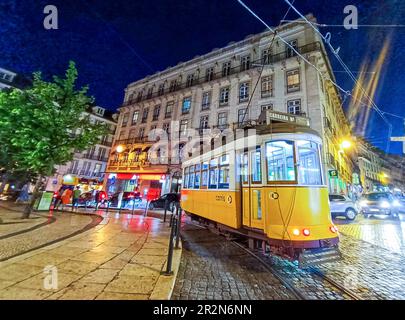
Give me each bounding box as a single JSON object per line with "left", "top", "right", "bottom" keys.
{"left": 0, "top": 207, "right": 182, "bottom": 300}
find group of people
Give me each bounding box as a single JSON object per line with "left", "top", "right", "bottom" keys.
{"left": 53, "top": 186, "right": 82, "bottom": 211}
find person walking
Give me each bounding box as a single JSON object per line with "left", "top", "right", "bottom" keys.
{"left": 60, "top": 187, "right": 73, "bottom": 211}
{"left": 16, "top": 183, "right": 30, "bottom": 203}
{"left": 72, "top": 186, "right": 81, "bottom": 211}
{"left": 53, "top": 187, "right": 64, "bottom": 210}
{"left": 94, "top": 190, "right": 100, "bottom": 211}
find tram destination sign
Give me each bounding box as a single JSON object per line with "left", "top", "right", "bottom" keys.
{"left": 266, "top": 110, "right": 310, "bottom": 126}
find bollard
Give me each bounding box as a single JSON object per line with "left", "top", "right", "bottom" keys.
{"left": 162, "top": 215, "right": 177, "bottom": 275}
{"left": 144, "top": 201, "right": 149, "bottom": 217}
{"left": 163, "top": 199, "right": 168, "bottom": 222}
{"left": 106, "top": 200, "right": 110, "bottom": 213}
{"left": 131, "top": 198, "right": 136, "bottom": 215}
{"left": 175, "top": 203, "right": 182, "bottom": 249}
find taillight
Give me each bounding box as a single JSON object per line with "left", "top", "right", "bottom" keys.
{"left": 292, "top": 229, "right": 300, "bottom": 236}
{"left": 330, "top": 226, "right": 338, "bottom": 233}
{"left": 302, "top": 228, "right": 310, "bottom": 236}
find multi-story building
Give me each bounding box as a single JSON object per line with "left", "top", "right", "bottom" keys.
{"left": 0, "top": 67, "right": 31, "bottom": 90}
{"left": 106, "top": 14, "right": 354, "bottom": 197}
{"left": 45, "top": 106, "right": 117, "bottom": 193}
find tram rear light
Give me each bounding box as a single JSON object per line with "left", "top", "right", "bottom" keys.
{"left": 302, "top": 228, "right": 310, "bottom": 236}
{"left": 292, "top": 229, "right": 300, "bottom": 236}
{"left": 330, "top": 226, "right": 338, "bottom": 233}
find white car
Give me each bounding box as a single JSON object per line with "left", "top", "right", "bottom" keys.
{"left": 329, "top": 194, "right": 358, "bottom": 220}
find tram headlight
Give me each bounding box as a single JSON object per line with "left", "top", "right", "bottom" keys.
{"left": 292, "top": 229, "right": 300, "bottom": 236}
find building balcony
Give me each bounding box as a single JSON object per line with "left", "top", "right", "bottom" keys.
{"left": 113, "top": 137, "right": 149, "bottom": 146}
{"left": 120, "top": 41, "right": 323, "bottom": 106}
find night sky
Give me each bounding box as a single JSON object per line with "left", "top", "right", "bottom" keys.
{"left": 1, "top": 0, "right": 404, "bottom": 154}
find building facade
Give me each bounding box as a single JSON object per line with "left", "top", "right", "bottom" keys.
{"left": 106, "top": 15, "right": 354, "bottom": 197}
{"left": 45, "top": 106, "right": 117, "bottom": 193}
{"left": 0, "top": 67, "right": 31, "bottom": 90}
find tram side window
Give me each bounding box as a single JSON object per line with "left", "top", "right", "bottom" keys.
{"left": 219, "top": 154, "right": 230, "bottom": 189}
{"left": 240, "top": 153, "right": 249, "bottom": 184}
{"left": 194, "top": 164, "right": 201, "bottom": 189}
{"left": 201, "top": 162, "right": 209, "bottom": 187}
{"left": 184, "top": 167, "right": 190, "bottom": 188}
{"left": 189, "top": 165, "right": 195, "bottom": 189}
{"left": 266, "top": 140, "right": 296, "bottom": 182}
{"left": 297, "top": 140, "right": 322, "bottom": 185}
{"left": 209, "top": 158, "right": 218, "bottom": 189}
{"left": 251, "top": 147, "right": 262, "bottom": 183}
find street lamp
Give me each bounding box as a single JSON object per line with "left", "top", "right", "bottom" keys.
{"left": 116, "top": 145, "right": 124, "bottom": 153}
{"left": 340, "top": 140, "right": 352, "bottom": 150}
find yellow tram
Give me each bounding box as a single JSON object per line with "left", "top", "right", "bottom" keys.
{"left": 181, "top": 120, "right": 340, "bottom": 264}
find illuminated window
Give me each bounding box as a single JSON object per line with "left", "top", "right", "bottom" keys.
{"left": 266, "top": 140, "right": 296, "bottom": 182}
{"left": 297, "top": 140, "right": 322, "bottom": 185}
{"left": 209, "top": 158, "right": 218, "bottom": 189}
{"left": 194, "top": 164, "right": 201, "bottom": 189}
{"left": 182, "top": 97, "right": 191, "bottom": 114}
{"left": 251, "top": 147, "right": 262, "bottom": 183}
{"left": 286, "top": 69, "right": 300, "bottom": 93}
{"left": 201, "top": 162, "right": 209, "bottom": 187}
{"left": 261, "top": 75, "right": 273, "bottom": 97}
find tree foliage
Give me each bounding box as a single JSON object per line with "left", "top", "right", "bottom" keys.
{"left": 0, "top": 61, "right": 108, "bottom": 177}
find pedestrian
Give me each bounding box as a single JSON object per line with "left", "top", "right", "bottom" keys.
{"left": 53, "top": 187, "right": 64, "bottom": 210}
{"left": 72, "top": 186, "right": 81, "bottom": 211}
{"left": 94, "top": 190, "right": 100, "bottom": 211}
{"left": 60, "top": 187, "right": 73, "bottom": 211}
{"left": 117, "top": 190, "right": 124, "bottom": 209}
{"left": 15, "top": 183, "right": 30, "bottom": 203}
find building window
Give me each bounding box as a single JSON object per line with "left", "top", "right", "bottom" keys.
{"left": 158, "top": 83, "right": 165, "bottom": 96}
{"left": 205, "top": 67, "right": 214, "bottom": 82}
{"left": 165, "top": 101, "right": 173, "bottom": 118}
{"left": 141, "top": 108, "right": 149, "bottom": 123}
{"left": 261, "top": 75, "right": 273, "bottom": 97}
{"left": 93, "top": 163, "right": 102, "bottom": 176}
{"left": 186, "top": 74, "right": 194, "bottom": 87}
{"left": 222, "top": 61, "right": 231, "bottom": 77}
{"left": 182, "top": 97, "right": 191, "bottom": 114}
{"left": 287, "top": 99, "right": 302, "bottom": 115}
{"left": 239, "top": 82, "right": 249, "bottom": 102}
{"left": 261, "top": 104, "right": 273, "bottom": 112}
{"left": 152, "top": 105, "right": 160, "bottom": 121}
{"left": 149, "top": 125, "right": 157, "bottom": 140}
{"left": 122, "top": 113, "right": 129, "bottom": 126}
{"left": 201, "top": 91, "right": 211, "bottom": 110}
{"left": 136, "top": 91, "right": 143, "bottom": 102}
{"left": 238, "top": 109, "right": 248, "bottom": 125}
{"left": 169, "top": 80, "right": 177, "bottom": 92}
{"left": 132, "top": 110, "right": 139, "bottom": 125}
{"left": 146, "top": 87, "right": 153, "bottom": 99}
{"left": 139, "top": 127, "right": 145, "bottom": 139}
{"left": 200, "top": 115, "right": 209, "bottom": 129}
{"left": 180, "top": 119, "right": 188, "bottom": 136}
{"left": 286, "top": 69, "right": 300, "bottom": 93}
{"left": 217, "top": 112, "right": 228, "bottom": 129}
{"left": 119, "top": 130, "right": 126, "bottom": 140}
{"left": 219, "top": 87, "right": 230, "bottom": 105}
{"left": 241, "top": 54, "right": 251, "bottom": 71}
{"left": 262, "top": 48, "right": 271, "bottom": 64}
{"left": 286, "top": 39, "right": 298, "bottom": 58}
{"left": 163, "top": 123, "right": 170, "bottom": 134}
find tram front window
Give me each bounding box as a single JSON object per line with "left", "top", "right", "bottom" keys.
{"left": 297, "top": 140, "right": 322, "bottom": 185}
{"left": 266, "top": 140, "right": 295, "bottom": 182}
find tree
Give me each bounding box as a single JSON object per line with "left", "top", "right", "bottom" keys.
{"left": 0, "top": 61, "right": 108, "bottom": 218}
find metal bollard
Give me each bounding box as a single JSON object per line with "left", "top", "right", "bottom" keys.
{"left": 106, "top": 200, "right": 110, "bottom": 213}
{"left": 175, "top": 203, "right": 182, "bottom": 249}
{"left": 131, "top": 197, "right": 136, "bottom": 215}
{"left": 144, "top": 201, "right": 149, "bottom": 217}
{"left": 162, "top": 215, "right": 177, "bottom": 275}
{"left": 163, "top": 199, "right": 168, "bottom": 222}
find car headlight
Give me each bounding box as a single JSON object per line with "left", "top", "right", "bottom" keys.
{"left": 380, "top": 200, "right": 391, "bottom": 208}
{"left": 360, "top": 200, "right": 368, "bottom": 207}
{"left": 393, "top": 200, "right": 401, "bottom": 207}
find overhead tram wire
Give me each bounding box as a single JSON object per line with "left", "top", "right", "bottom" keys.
{"left": 282, "top": 0, "right": 393, "bottom": 152}
{"left": 237, "top": 0, "right": 393, "bottom": 152}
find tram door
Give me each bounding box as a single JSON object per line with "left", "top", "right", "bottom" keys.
{"left": 241, "top": 148, "right": 264, "bottom": 230}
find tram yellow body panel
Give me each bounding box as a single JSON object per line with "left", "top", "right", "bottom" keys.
{"left": 181, "top": 189, "right": 241, "bottom": 229}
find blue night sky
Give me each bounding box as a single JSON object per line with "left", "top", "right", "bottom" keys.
{"left": 1, "top": 0, "right": 404, "bottom": 154}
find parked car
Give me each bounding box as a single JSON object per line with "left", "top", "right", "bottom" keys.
{"left": 78, "top": 190, "right": 107, "bottom": 207}
{"left": 148, "top": 193, "right": 180, "bottom": 210}
{"left": 108, "top": 191, "right": 142, "bottom": 208}
{"left": 359, "top": 192, "right": 401, "bottom": 218}
{"left": 328, "top": 194, "right": 358, "bottom": 220}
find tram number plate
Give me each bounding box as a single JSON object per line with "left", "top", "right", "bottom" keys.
{"left": 299, "top": 247, "right": 342, "bottom": 268}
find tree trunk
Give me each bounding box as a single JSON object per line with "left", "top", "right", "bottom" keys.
{"left": 21, "top": 175, "right": 42, "bottom": 219}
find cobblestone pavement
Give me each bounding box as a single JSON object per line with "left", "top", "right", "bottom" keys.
{"left": 173, "top": 214, "right": 405, "bottom": 300}
{"left": 0, "top": 210, "right": 179, "bottom": 300}
{"left": 172, "top": 223, "right": 296, "bottom": 300}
